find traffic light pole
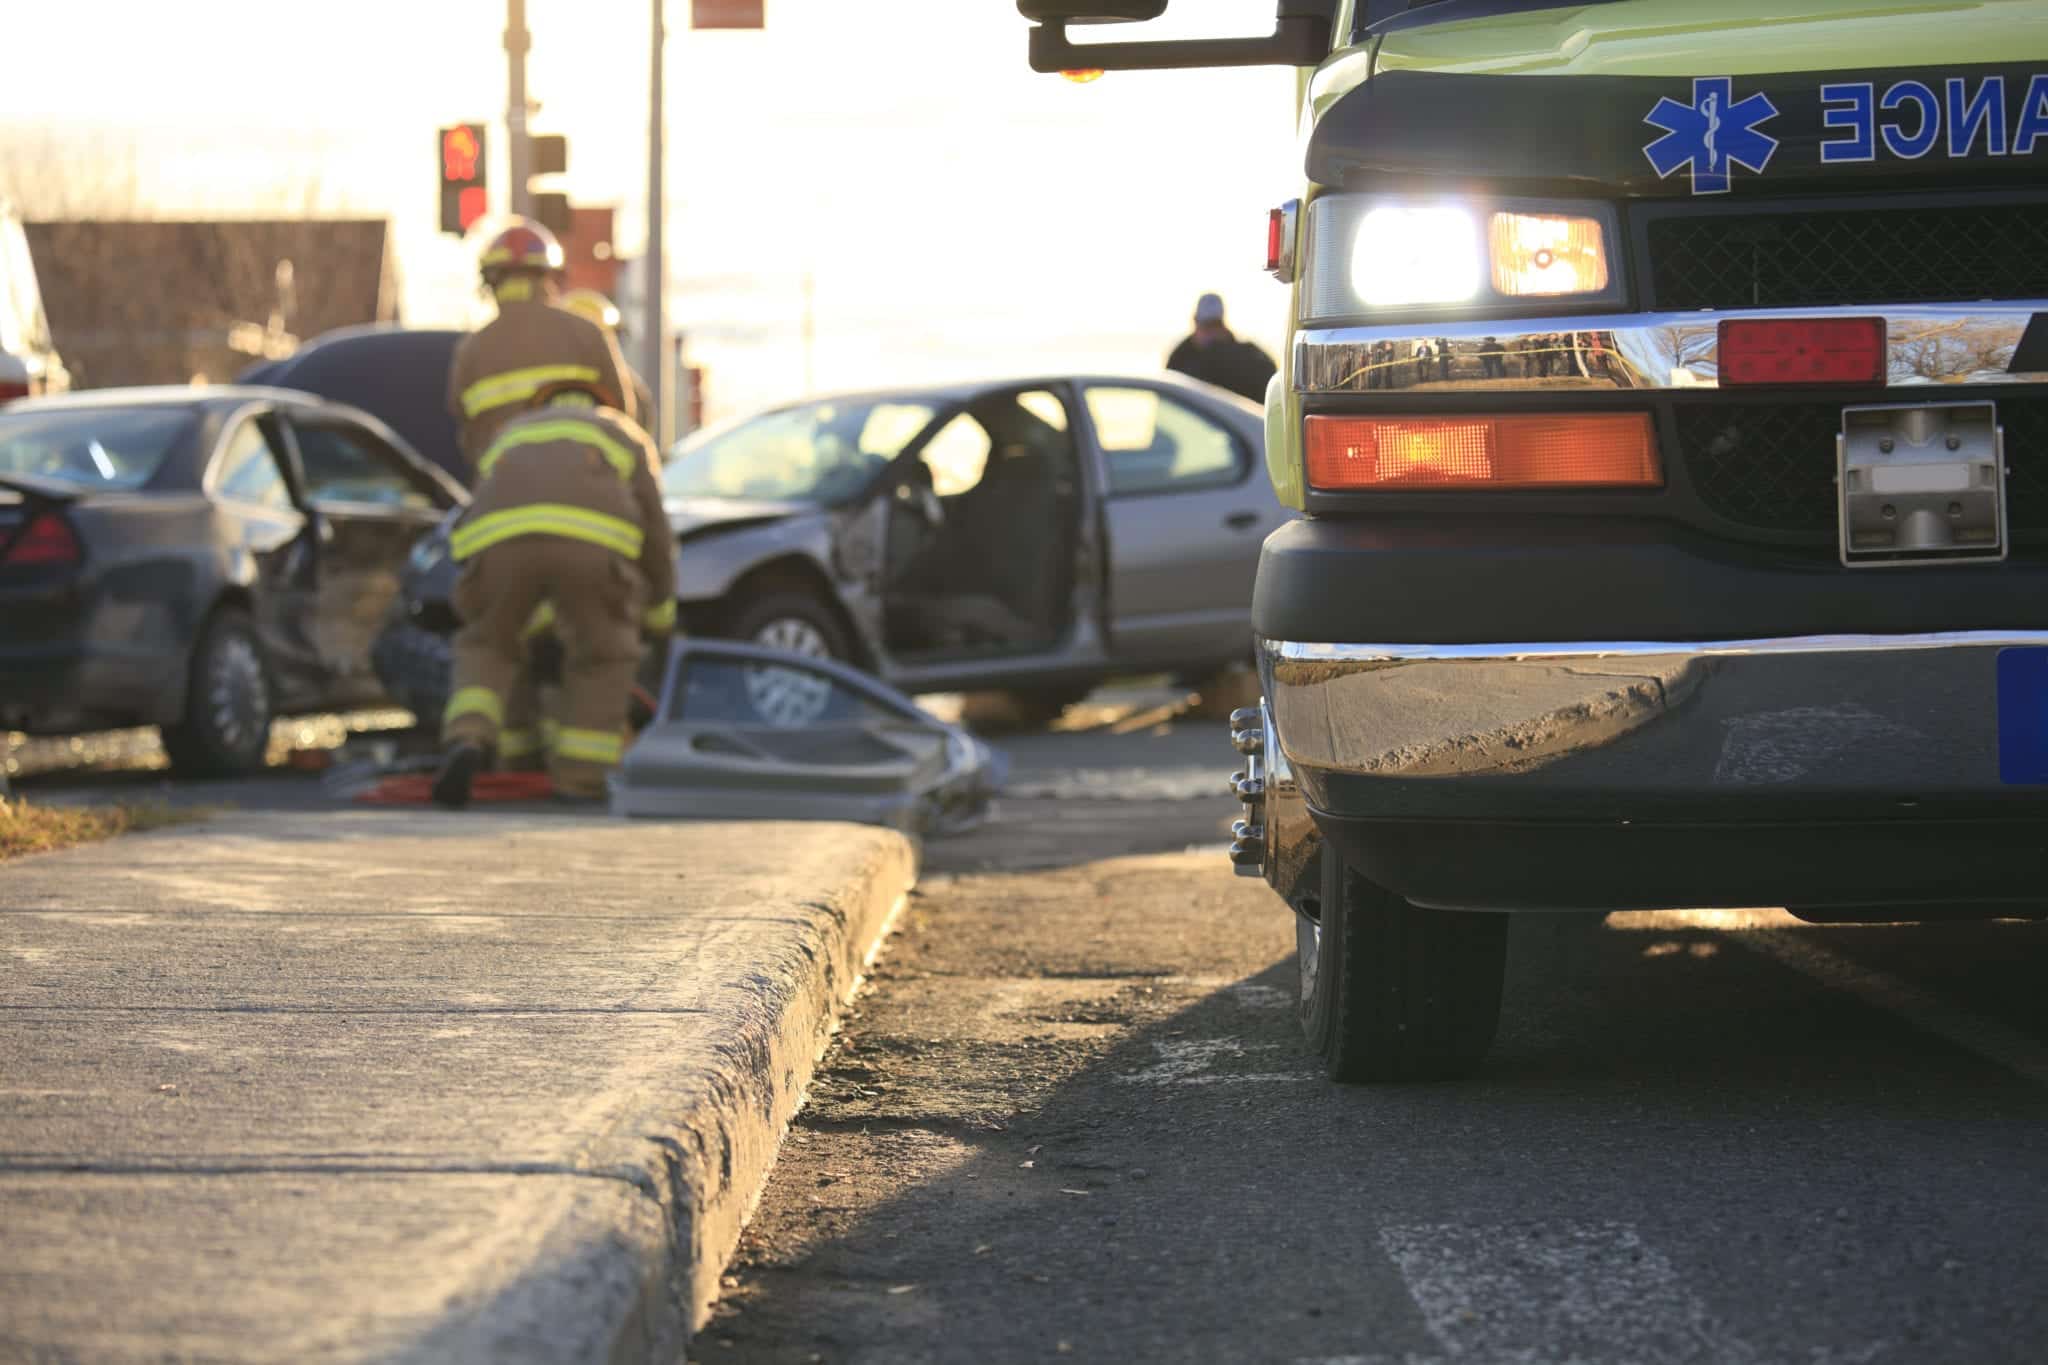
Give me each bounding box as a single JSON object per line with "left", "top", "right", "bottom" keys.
{"left": 645, "top": 0, "right": 670, "bottom": 449}
{"left": 506, "top": 0, "right": 532, "bottom": 219}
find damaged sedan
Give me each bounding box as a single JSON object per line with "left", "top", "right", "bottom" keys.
{"left": 381, "top": 374, "right": 1290, "bottom": 728}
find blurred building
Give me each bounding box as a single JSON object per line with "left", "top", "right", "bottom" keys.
{"left": 24, "top": 219, "right": 398, "bottom": 388}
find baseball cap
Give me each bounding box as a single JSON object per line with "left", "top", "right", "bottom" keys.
{"left": 1194, "top": 293, "right": 1225, "bottom": 324}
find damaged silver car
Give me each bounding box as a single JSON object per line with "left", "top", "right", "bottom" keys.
{"left": 375, "top": 373, "right": 1290, "bottom": 730}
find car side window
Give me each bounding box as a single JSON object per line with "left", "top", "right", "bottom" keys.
{"left": 212, "top": 418, "right": 294, "bottom": 512}
{"left": 293, "top": 422, "right": 437, "bottom": 510}
{"left": 1084, "top": 386, "right": 1243, "bottom": 496}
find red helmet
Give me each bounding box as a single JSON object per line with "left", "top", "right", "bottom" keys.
{"left": 479, "top": 219, "right": 564, "bottom": 286}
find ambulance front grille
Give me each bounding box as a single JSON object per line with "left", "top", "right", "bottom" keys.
{"left": 1644, "top": 200, "right": 2048, "bottom": 312}
{"left": 1676, "top": 395, "right": 2048, "bottom": 537}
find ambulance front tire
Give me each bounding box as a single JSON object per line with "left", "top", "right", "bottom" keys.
{"left": 1297, "top": 846, "right": 1508, "bottom": 1083}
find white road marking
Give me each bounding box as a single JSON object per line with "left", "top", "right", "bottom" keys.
{"left": 1113, "top": 1038, "right": 1311, "bottom": 1086}
{"left": 1377, "top": 1221, "right": 1758, "bottom": 1365}
{"left": 1713, "top": 703, "right": 1919, "bottom": 784}
{"left": 1614, "top": 909, "right": 2048, "bottom": 1089}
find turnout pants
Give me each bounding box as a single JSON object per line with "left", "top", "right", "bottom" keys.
{"left": 444, "top": 536, "right": 645, "bottom": 798}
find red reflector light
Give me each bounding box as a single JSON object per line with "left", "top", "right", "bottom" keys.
{"left": 1305, "top": 413, "right": 1660, "bottom": 490}
{"left": 5, "top": 511, "right": 82, "bottom": 565}
{"left": 1718, "top": 317, "right": 1885, "bottom": 387}
{"left": 1266, "top": 208, "right": 1284, "bottom": 274}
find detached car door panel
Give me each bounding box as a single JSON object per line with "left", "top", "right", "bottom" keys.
{"left": 1088, "top": 384, "right": 1271, "bottom": 668}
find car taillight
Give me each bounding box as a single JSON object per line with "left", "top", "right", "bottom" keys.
{"left": 0, "top": 380, "right": 28, "bottom": 404}
{"left": 1305, "top": 413, "right": 1660, "bottom": 490}
{"left": 1718, "top": 317, "right": 1886, "bottom": 387}
{"left": 4, "top": 511, "right": 82, "bottom": 565}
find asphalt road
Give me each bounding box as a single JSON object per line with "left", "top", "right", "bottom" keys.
{"left": 20, "top": 695, "right": 2048, "bottom": 1365}
{"left": 705, "top": 806, "right": 2048, "bottom": 1363}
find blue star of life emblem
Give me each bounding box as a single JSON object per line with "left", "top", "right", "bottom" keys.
{"left": 1644, "top": 77, "right": 1780, "bottom": 194}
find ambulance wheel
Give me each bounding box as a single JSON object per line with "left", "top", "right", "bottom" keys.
{"left": 1297, "top": 849, "right": 1508, "bottom": 1083}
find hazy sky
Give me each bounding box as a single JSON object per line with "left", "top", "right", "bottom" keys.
{"left": 2, "top": 0, "right": 1300, "bottom": 420}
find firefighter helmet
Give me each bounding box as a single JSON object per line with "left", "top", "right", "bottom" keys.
{"left": 479, "top": 219, "right": 565, "bottom": 287}
{"left": 560, "top": 289, "right": 621, "bottom": 332}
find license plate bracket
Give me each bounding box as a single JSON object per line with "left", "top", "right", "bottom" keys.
{"left": 1838, "top": 401, "right": 2004, "bottom": 568}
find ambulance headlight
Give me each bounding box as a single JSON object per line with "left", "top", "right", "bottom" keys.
{"left": 1350, "top": 206, "right": 1483, "bottom": 308}
{"left": 1303, "top": 194, "right": 1623, "bottom": 321}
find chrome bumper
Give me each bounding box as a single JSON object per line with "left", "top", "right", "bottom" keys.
{"left": 1265, "top": 630, "right": 2048, "bottom": 809}
{"left": 1238, "top": 631, "right": 2048, "bottom": 911}
{"left": 1294, "top": 300, "right": 2048, "bottom": 394}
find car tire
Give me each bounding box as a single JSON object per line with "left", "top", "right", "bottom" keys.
{"left": 369, "top": 616, "right": 455, "bottom": 741}
{"left": 722, "top": 590, "right": 854, "bottom": 728}
{"left": 724, "top": 590, "right": 851, "bottom": 663}
{"left": 1297, "top": 848, "right": 1508, "bottom": 1083}
{"left": 162, "top": 608, "right": 274, "bottom": 778}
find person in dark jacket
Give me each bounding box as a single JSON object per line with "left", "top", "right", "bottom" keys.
{"left": 1165, "top": 294, "right": 1276, "bottom": 404}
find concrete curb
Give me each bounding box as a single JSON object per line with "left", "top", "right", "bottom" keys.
{"left": 0, "top": 812, "right": 917, "bottom": 1364}
{"left": 408, "top": 826, "right": 918, "bottom": 1364}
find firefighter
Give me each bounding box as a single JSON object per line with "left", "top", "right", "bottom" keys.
{"left": 432, "top": 383, "right": 677, "bottom": 808}
{"left": 447, "top": 220, "right": 639, "bottom": 476}
{"left": 559, "top": 288, "right": 657, "bottom": 430}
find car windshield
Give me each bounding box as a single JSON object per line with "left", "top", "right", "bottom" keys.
{"left": 0, "top": 406, "right": 193, "bottom": 491}
{"left": 663, "top": 398, "right": 938, "bottom": 503}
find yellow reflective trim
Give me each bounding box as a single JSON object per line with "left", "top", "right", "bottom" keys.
{"left": 498, "top": 728, "right": 540, "bottom": 759}
{"left": 443, "top": 686, "right": 504, "bottom": 728}
{"left": 450, "top": 504, "right": 643, "bottom": 561}
{"left": 477, "top": 419, "right": 638, "bottom": 482}
{"left": 522, "top": 601, "right": 558, "bottom": 638}
{"left": 539, "top": 718, "right": 561, "bottom": 745}
{"left": 641, "top": 599, "right": 677, "bottom": 631}
{"left": 460, "top": 364, "right": 602, "bottom": 420}
{"left": 554, "top": 726, "right": 624, "bottom": 764}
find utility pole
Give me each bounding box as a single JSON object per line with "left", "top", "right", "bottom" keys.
{"left": 506, "top": 0, "right": 532, "bottom": 218}
{"left": 645, "top": 0, "right": 670, "bottom": 448}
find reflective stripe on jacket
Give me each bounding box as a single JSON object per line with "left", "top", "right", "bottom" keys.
{"left": 447, "top": 297, "right": 638, "bottom": 475}
{"left": 452, "top": 407, "right": 677, "bottom": 608}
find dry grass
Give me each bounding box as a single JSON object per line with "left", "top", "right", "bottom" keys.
{"left": 0, "top": 797, "right": 204, "bottom": 862}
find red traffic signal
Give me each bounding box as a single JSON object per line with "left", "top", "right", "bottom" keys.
{"left": 442, "top": 125, "right": 483, "bottom": 184}
{"left": 438, "top": 123, "right": 488, "bottom": 236}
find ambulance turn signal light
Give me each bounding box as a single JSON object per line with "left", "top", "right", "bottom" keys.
{"left": 1305, "top": 413, "right": 1660, "bottom": 490}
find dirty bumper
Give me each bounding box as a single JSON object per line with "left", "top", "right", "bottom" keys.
{"left": 1260, "top": 633, "right": 2048, "bottom": 912}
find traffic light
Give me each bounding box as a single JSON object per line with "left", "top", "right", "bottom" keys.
{"left": 527, "top": 134, "right": 572, "bottom": 235}
{"left": 438, "top": 124, "right": 488, "bottom": 236}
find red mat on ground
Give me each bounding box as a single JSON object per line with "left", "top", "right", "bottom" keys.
{"left": 353, "top": 771, "right": 558, "bottom": 805}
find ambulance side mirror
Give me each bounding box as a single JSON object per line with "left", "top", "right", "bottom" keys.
{"left": 1017, "top": 1, "right": 1169, "bottom": 20}
{"left": 1022, "top": 0, "right": 1334, "bottom": 71}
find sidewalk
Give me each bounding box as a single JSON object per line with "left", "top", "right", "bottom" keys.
{"left": 0, "top": 810, "right": 917, "bottom": 1363}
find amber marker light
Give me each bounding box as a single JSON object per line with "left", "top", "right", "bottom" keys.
{"left": 1305, "top": 413, "right": 1659, "bottom": 490}
{"left": 1488, "top": 212, "right": 1610, "bottom": 297}
{"left": 1061, "top": 68, "right": 1105, "bottom": 82}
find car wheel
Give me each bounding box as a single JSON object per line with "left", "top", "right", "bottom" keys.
{"left": 723, "top": 591, "right": 852, "bottom": 728}
{"left": 368, "top": 616, "right": 455, "bottom": 742}
{"left": 162, "top": 608, "right": 274, "bottom": 778}
{"left": 1297, "top": 847, "right": 1508, "bottom": 1083}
